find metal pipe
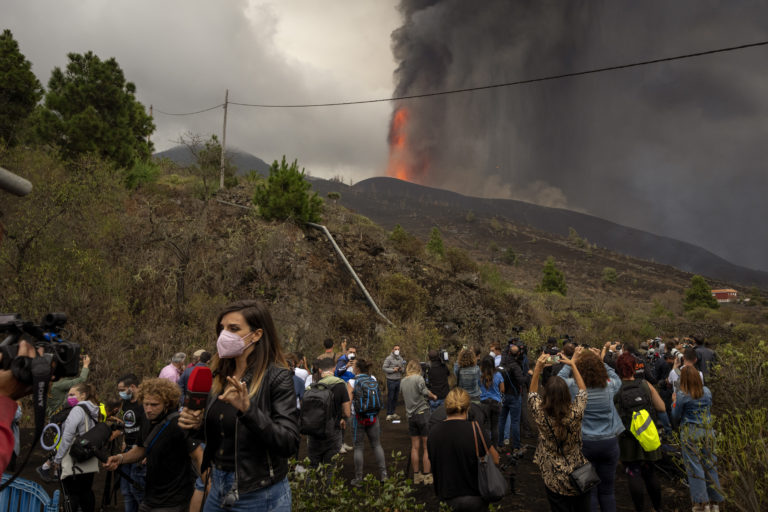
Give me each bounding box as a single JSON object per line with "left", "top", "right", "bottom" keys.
{"left": 0, "top": 167, "right": 33, "bottom": 196}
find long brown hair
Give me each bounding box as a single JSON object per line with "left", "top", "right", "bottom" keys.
{"left": 542, "top": 376, "right": 571, "bottom": 439}
{"left": 210, "top": 299, "right": 287, "bottom": 398}
{"left": 71, "top": 382, "right": 99, "bottom": 406}
{"left": 480, "top": 355, "right": 496, "bottom": 388}
{"left": 679, "top": 365, "right": 703, "bottom": 399}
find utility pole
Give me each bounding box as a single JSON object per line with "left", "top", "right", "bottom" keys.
{"left": 148, "top": 105, "right": 153, "bottom": 145}
{"left": 219, "top": 89, "right": 228, "bottom": 189}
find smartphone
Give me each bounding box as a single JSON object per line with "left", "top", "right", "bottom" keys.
{"left": 547, "top": 355, "right": 560, "bottom": 364}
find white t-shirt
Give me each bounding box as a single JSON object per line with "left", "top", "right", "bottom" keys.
{"left": 294, "top": 367, "right": 309, "bottom": 384}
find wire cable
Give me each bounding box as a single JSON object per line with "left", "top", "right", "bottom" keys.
{"left": 153, "top": 104, "right": 224, "bottom": 116}
{"left": 228, "top": 39, "right": 768, "bottom": 108}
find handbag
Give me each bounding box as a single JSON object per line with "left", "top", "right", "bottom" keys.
{"left": 544, "top": 417, "right": 600, "bottom": 494}
{"left": 471, "top": 421, "right": 507, "bottom": 502}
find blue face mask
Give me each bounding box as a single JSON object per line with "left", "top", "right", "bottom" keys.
{"left": 119, "top": 391, "right": 132, "bottom": 400}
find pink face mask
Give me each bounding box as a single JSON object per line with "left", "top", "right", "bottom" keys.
{"left": 67, "top": 396, "right": 79, "bottom": 407}
{"left": 217, "top": 329, "right": 254, "bottom": 358}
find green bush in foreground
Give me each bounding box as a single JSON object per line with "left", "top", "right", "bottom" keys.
{"left": 538, "top": 256, "right": 567, "bottom": 295}
{"left": 289, "top": 453, "right": 424, "bottom": 511}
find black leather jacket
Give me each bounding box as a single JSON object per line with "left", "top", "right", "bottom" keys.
{"left": 201, "top": 364, "right": 299, "bottom": 493}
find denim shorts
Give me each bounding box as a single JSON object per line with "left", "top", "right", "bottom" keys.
{"left": 407, "top": 411, "right": 430, "bottom": 437}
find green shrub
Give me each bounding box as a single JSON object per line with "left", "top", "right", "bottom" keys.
{"left": 714, "top": 409, "right": 768, "bottom": 512}
{"left": 684, "top": 275, "right": 719, "bottom": 311}
{"left": 123, "top": 160, "right": 160, "bottom": 189}
{"left": 426, "top": 227, "right": 445, "bottom": 258}
{"left": 253, "top": 156, "right": 322, "bottom": 223}
{"left": 289, "top": 454, "right": 424, "bottom": 511}
{"left": 479, "top": 263, "right": 511, "bottom": 294}
{"left": 378, "top": 321, "right": 441, "bottom": 367}
{"left": 445, "top": 246, "right": 478, "bottom": 275}
{"left": 710, "top": 340, "right": 768, "bottom": 412}
{"left": 502, "top": 248, "right": 518, "bottom": 266}
{"left": 601, "top": 267, "right": 617, "bottom": 285}
{"left": 568, "top": 227, "right": 588, "bottom": 249}
{"left": 389, "top": 224, "right": 423, "bottom": 258}
{"left": 537, "top": 257, "right": 567, "bottom": 295}
{"left": 378, "top": 273, "right": 429, "bottom": 321}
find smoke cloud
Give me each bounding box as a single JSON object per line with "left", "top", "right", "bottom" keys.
{"left": 389, "top": 0, "right": 768, "bottom": 271}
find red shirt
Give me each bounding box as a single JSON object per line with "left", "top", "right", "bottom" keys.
{"left": 0, "top": 396, "right": 19, "bottom": 474}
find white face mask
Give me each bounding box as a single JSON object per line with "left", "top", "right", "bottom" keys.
{"left": 393, "top": 350, "right": 400, "bottom": 357}
{"left": 490, "top": 351, "right": 496, "bottom": 357}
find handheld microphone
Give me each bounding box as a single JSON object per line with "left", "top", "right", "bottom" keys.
{"left": 184, "top": 366, "right": 212, "bottom": 411}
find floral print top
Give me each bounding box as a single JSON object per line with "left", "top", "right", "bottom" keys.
{"left": 528, "top": 389, "right": 589, "bottom": 496}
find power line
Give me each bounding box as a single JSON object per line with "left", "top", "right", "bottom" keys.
{"left": 228, "top": 39, "right": 768, "bottom": 108}
{"left": 153, "top": 104, "right": 224, "bottom": 116}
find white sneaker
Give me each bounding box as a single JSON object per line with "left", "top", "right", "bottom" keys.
{"left": 342, "top": 443, "right": 353, "bottom": 451}
{"left": 339, "top": 445, "right": 349, "bottom": 454}
{"left": 386, "top": 414, "right": 394, "bottom": 421}
{"left": 413, "top": 472, "right": 424, "bottom": 485}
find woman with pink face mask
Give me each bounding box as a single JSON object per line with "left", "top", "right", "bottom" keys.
{"left": 179, "top": 300, "right": 299, "bottom": 512}
{"left": 53, "top": 382, "right": 101, "bottom": 512}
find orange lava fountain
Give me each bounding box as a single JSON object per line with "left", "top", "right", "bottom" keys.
{"left": 386, "top": 106, "right": 417, "bottom": 181}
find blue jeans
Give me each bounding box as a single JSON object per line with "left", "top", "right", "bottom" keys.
{"left": 204, "top": 468, "right": 290, "bottom": 512}
{"left": 120, "top": 462, "right": 146, "bottom": 512}
{"left": 428, "top": 398, "right": 444, "bottom": 412}
{"left": 681, "top": 425, "right": 724, "bottom": 505}
{"left": 497, "top": 394, "right": 521, "bottom": 448}
{"left": 582, "top": 436, "right": 619, "bottom": 512}
{"left": 386, "top": 379, "right": 400, "bottom": 415}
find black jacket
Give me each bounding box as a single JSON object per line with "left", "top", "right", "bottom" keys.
{"left": 498, "top": 359, "right": 526, "bottom": 396}
{"left": 201, "top": 364, "right": 299, "bottom": 493}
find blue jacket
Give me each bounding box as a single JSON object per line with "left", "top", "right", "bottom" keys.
{"left": 672, "top": 387, "right": 712, "bottom": 427}
{"left": 558, "top": 364, "right": 625, "bottom": 441}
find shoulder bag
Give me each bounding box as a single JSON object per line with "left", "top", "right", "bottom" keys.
{"left": 471, "top": 421, "right": 507, "bottom": 502}
{"left": 544, "top": 417, "right": 600, "bottom": 494}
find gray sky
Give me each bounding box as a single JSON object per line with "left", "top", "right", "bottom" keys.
{"left": 3, "top": 0, "right": 399, "bottom": 178}
{"left": 3, "top": 1, "right": 767, "bottom": 272}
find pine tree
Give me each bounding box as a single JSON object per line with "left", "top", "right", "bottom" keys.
{"left": 538, "top": 257, "right": 567, "bottom": 295}
{"left": 684, "top": 275, "right": 719, "bottom": 311}
{"left": 0, "top": 29, "right": 43, "bottom": 145}
{"left": 36, "top": 51, "right": 154, "bottom": 167}
{"left": 426, "top": 227, "right": 445, "bottom": 258}
{"left": 253, "top": 156, "right": 322, "bottom": 223}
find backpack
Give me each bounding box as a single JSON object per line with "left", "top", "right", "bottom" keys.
{"left": 615, "top": 380, "right": 661, "bottom": 452}
{"left": 43, "top": 403, "right": 87, "bottom": 450}
{"left": 299, "top": 377, "right": 342, "bottom": 439}
{"left": 68, "top": 406, "right": 108, "bottom": 462}
{"left": 353, "top": 374, "right": 381, "bottom": 417}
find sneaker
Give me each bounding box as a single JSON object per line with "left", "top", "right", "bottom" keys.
{"left": 386, "top": 414, "right": 394, "bottom": 421}
{"left": 380, "top": 471, "right": 388, "bottom": 481}
{"left": 36, "top": 465, "right": 54, "bottom": 483}
{"left": 503, "top": 438, "right": 510, "bottom": 446}
{"left": 392, "top": 413, "right": 401, "bottom": 420}
{"left": 422, "top": 473, "right": 433, "bottom": 485}
{"left": 351, "top": 478, "right": 363, "bottom": 488}
{"left": 710, "top": 505, "right": 720, "bottom": 512}
{"left": 339, "top": 445, "right": 349, "bottom": 454}
{"left": 342, "top": 443, "right": 353, "bottom": 451}
{"left": 413, "top": 472, "right": 424, "bottom": 485}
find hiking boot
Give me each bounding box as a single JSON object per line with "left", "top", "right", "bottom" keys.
{"left": 709, "top": 505, "right": 720, "bottom": 512}
{"left": 413, "top": 472, "right": 424, "bottom": 485}
{"left": 422, "top": 473, "right": 433, "bottom": 485}
{"left": 386, "top": 414, "right": 394, "bottom": 421}
{"left": 392, "top": 413, "right": 401, "bottom": 420}
{"left": 36, "top": 465, "right": 54, "bottom": 483}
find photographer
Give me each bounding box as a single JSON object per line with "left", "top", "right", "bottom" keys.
{"left": 497, "top": 343, "right": 526, "bottom": 454}
{"left": 425, "top": 349, "right": 450, "bottom": 411}
{"left": 0, "top": 339, "right": 37, "bottom": 474}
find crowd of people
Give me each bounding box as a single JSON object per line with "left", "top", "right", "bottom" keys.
{"left": 0, "top": 298, "right": 724, "bottom": 512}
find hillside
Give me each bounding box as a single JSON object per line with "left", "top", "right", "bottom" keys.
{"left": 310, "top": 176, "right": 768, "bottom": 290}
{"left": 154, "top": 145, "right": 271, "bottom": 175}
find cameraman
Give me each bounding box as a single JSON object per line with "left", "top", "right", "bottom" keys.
{"left": 0, "top": 340, "right": 38, "bottom": 474}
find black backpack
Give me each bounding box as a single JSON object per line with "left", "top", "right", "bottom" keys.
{"left": 353, "top": 374, "right": 381, "bottom": 417}
{"left": 615, "top": 379, "right": 653, "bottom": 428}
{"left": 299, "top": 378, "right": 341, "bottom": 439}
{"left": 68, "top": 406, "right": 107, "bottom": 462}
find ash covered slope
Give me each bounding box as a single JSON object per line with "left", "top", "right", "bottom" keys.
{"left": 311, "top": 176, "right": 768, "bottom": 289}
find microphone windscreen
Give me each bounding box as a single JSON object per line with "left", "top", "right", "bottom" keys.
{"left": 187, "top": 366, "right": 213, "bottom": 394}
